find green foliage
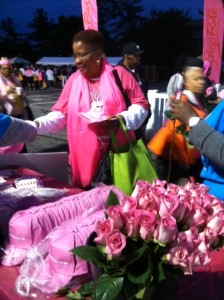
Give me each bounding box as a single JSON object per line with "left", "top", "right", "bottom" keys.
{"left": 95, "top": 276, "right": 124, "bottom": 300}
{"left": 65, "top": 233, "right": 168, "bottom": 300}
{"left": 71, "top": 246, "right": 108, "bottom": 269}
{"left": 105, "top": 190, "right": 120, "bottom": 208}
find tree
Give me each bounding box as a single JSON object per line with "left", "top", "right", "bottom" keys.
{"left": 27, "top": 8, "right": 55, "bottom": 58}
{"left": 0, "top": 17, "right": 27, "bottom": 58}
{"left": 51, "top": 15, "right": 83, "bottom": 56}
{"left": 97, "top": 0, "right": 145, "bottom": 55}
{"left": 0, "top": 17, "right": 18, "bottom": 38}
{"left": 139, "top": 8, "right": 194, "bottom": 79}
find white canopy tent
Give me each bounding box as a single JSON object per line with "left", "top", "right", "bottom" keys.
{"left": 9, "top": 57, "right": 30, "bottom": 65}
{"left": 36, "top": 56, "right": 122, "bottom": 66}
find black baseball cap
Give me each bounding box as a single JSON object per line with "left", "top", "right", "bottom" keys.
{"left": 122, "top": 42, "right": 144, "bottom": 56}
{"left": 184, "top": 57, "right": 204, "bottom": 68}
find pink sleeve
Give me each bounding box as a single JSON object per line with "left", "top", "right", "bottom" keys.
{"left": 114, "top": 66, "right": 149, "bottom": 110}
{"left": 51, "top": 72, "right": 78, "bottom": 115}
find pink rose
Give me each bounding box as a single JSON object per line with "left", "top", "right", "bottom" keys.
{"left": 173, "top": 200, "right": 190, "bottom": 222}
{"left": 154, "top": 216, "right": 178, "bottom": 244}
{"left": 165, "top": 245, "right": 192, "bottom": 274}
{"left": 192, "top": 241, "right": 211, "bottom": 267}
{"left": 131, "top": 180, "right": 152, "bottom": 198}
{"left": 125, "top": 209, "right": 140, "bottom": 239}
{"left": 204, "top": 194, "right": 224, "bottom": 215}
{"left": 138, "top": 209, "right": 157, "bottom": 241}
{"left": 177, "top": 227, "right": 201, "bottom": 252}
{"left": 106, "top": 231, "right": 126, "bottom": 259}
{"left": 158, "top": 194, "right": 179, "bottom": 217}
{"left": 166, "top": 183, "right": 179, "bottom": 196}
{"left": 152, "top": 179, "right": 167, "bottom": 188}
{"left": 192, "top": 250, "right": 211, "bottom": 268}
{"left": 137, "top": 190, "right": 158, "bottom": 211}
{"left": 184, "top": 204, "right": 208, "bottom": 228}
{"left": 201, "top": 227, "right": 219, "bottom": 247}
{"left": 120, "top": 196, "right": 137, "bottom": 213}
{"left": 206, "top": 211, "right": 224, "bottom": 235}
{"left": 94, "top": 219, "right": 113, "bottom": 245}
{"left": 106, "top": 205, "right": 124, "bottom": 229}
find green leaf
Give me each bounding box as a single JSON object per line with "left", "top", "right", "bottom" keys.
{"left": 124, "top": 245, "right": 149, "bottom": 267}
{"left": 71, "top": 246, "right": 107, "bottom": 268}
{"left": 78, "top": 281, "right": 95, "bottom": 296}
{"left": 142, "top": 283, "right": 156, "bottom": 300}
{"left": 105, "top": 190, "right": 120, "bottom": 209}
{"left": 56, "top": 287, "right": 84, "bottom": 299}
{"left": 157, "top": 261, "right": 166, "bottom": 282}
{"left": 127, "top": 263, "right": 151, "bottom": 285}
{"left": 95, "top": 275, "right": 124, "bottom": 300}
{"left": 64, "top": 291, "right": 83, "bottom": 299}
{"left": 123, "top": 279, "right": 139, "bottom": 300}
{"left": 125, "top": 247, "right": 152, "bottom": 285}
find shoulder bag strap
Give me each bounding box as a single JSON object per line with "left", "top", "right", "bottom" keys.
{"left": 112, "top": 69, "right": 131, "bottom": 107}
{"left": 112, "top": 68, "right": 143, "bottom": 140}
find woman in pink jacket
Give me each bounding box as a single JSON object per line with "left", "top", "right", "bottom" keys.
{"left": 32, "top": 30, "right": 149, "bottom": 189}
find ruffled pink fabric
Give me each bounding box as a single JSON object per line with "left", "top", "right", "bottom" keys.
{"left": 2, "top": 186, "right": 125, "bottom": 266}
{"left": 15, "top": 186, "right": 126, "bottom": 297}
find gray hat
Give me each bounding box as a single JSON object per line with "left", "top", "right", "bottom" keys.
{"left": 122, "top": 42, "right": 144, "bottom": 56}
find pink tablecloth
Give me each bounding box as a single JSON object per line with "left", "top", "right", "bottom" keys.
{"left": 0, "top": 250, "right": 224, "bottom": 300}
{"left": 177, "top": 249, "right": 224, "bottom": 299}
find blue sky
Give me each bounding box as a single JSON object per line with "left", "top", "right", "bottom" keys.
{"left": 0, "top": 0, "right": 204, "bottom": 32}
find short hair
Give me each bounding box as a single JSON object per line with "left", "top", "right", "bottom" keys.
{"left": 72, "top": 30, "right": 104, "bottom": 51}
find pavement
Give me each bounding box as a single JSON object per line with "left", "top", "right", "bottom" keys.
{"left": 25, "top": 87, "right": 68, "bottom": 154}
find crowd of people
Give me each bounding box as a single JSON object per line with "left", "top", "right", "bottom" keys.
{"left": 15, "top": 64, "right": 76, "bottom": 90}
{"left": 0, "top": 29, "right": 223, "bottom": 196}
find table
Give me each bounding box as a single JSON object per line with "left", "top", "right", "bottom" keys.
{"left": 1, "top": 250, "right": 224, "bottom": 300}
{"left": 1, "top": 167, "right": 224, "bottom": 299}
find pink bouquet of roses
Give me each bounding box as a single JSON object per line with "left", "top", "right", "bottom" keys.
{"left": 68, "top": 180, "right": 224, "bottom": 300}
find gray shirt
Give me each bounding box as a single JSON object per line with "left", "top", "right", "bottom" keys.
{"left": 189, "top": 119, "right": 224, "bottom": 168}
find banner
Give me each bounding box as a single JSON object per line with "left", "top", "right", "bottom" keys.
{"left": 81, "top": 0, "right": 98, "bottom": 31}
{"left": 203, "top": 0, "right": 224, "bottom": 83}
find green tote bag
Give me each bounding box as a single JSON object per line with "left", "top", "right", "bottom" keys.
{"left": 109, "top": 118, "right": 158, "bottom": 195}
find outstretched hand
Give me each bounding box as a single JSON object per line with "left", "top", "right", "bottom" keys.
{"left": 170, "top": 98, "right": 199, "bottom": 125}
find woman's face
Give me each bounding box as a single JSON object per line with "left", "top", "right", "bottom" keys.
{"left": 72, "top": 41, "right": 103, "bottom": 78}
{"left": 0, "top": 64, "right": 12, "bottom": 77}
{"left": 184, "top": 67, "right": 206, "bottom": 95}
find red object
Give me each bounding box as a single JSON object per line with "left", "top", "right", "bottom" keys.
{"left": 203, "top": 0, "right": 224, "bottom": 83}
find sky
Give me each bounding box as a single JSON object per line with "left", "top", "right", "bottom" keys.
{"left": 0, "top": 0, "right": 204, "bottom": 33}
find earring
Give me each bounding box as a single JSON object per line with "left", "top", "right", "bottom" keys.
{"left": 96, "top": 59, "right": 101, "bottom": 65}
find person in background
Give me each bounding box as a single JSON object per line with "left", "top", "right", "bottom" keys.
{"left": 166, "top": 55, "right": 187, "bottom": 98}
{"left": 170, "top": 97, "right": 224, "bottom": 201}
{"left": 148, "top": 57, "right": 207, "bottom": 185}
{"left": 37, "top": 68, "right": 43, "bottom": 89}
{"left": 29, "top": 30, "right": 149, "bottom": 190}
{"left": 0, "top": 57, "right": 28, "bottom": 153}
{"left": 61, "top": 65, "right": 68, "bottom": 88}
{"left": 24, "top": 66, "right": 34, "bottom": 90}
{"left": 118, "top": 42, "right": 148, "bottom": 98}
{"left": 118, "top": 42, "right": 151, "bottom": 141}
{"left": 45, "top": 66, "right": 55, "bottom": 88}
